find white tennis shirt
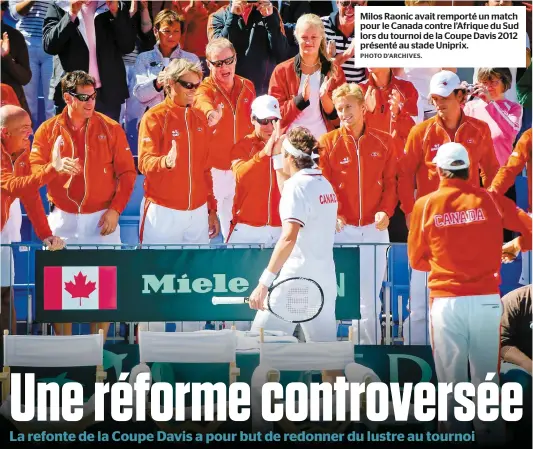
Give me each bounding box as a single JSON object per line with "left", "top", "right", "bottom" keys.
{"left": 278, "top": 168, "right": 338, "bottom": 285}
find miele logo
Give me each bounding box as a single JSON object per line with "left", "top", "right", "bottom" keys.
{"left": 340, "top": 157, "right": 350, "bottom": 165}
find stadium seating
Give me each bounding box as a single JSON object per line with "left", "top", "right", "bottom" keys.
{"left": 386, "top": 245, "right": 410, "bottom": 323}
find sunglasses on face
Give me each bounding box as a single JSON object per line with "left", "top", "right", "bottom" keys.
{"left": 68, "top": 91, "right": 97, "bottom": 102}
{"left": 207, "top": 55, "right": 236, "bottom": 68}
{"left": 176, "top": 79, "right": 201, "bottom": 90}
{"left": 254, "top": 117, "right": 279, "bottom": 126}
{"left": 339, "top": 1, "right": 356, "bottom": 7}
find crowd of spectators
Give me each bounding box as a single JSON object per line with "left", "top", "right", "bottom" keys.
{"left": 0, "top": 0, "right": 531, "bottom": 345}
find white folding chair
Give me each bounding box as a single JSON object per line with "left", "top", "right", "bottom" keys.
{"left": 130, "top": 329, "right": 239, "bottom": 433}
{"left": 235, "top": 329, "right": 299, "bottom": 352}
{"left": 0, "top": 330, "right": 106, "bottom": 434}
{"left": 251, "top": 327, "right": 362, "bottom": 433}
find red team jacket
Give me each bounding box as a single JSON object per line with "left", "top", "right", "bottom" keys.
{"left": 1, "top": 143, "right": 55, "bottom": 240}
{"left": 230, "top": 133, "right": 281, "bottom": 229}
{"left": 319, "top": 126, "right": 397, "bottom": 226}
{"left": 398, "top": 114, "right": 500, "bottom": 215}
{"left": 408, "top": 178, "right": 532, "bottom": 299}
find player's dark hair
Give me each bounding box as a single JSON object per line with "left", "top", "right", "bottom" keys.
{"left": 440, "top": 168, "right": 469, "bottom": 180}
{"left": 284, "top": 127, "right": 320, "bottom": 170}
{"left": 61, "top": 71, "right": 96, "bottom": 95}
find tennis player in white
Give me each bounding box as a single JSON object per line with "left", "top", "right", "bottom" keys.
{"left": 248, "top": 126, "right": 339, "bottom": 342}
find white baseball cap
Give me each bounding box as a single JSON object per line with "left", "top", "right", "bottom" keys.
{"left": 251, "top": 95, "right": 281, "bottom": 120}
{"left": 429, "top": 70, "right": 462, "bottom": 98}
{"left": 432, "top": 142, "right": 470, "bottom": 170}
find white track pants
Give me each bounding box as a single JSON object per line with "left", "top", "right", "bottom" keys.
{"left": 227, "top": 223, "right": 281, "bottom": 247}
{"left": 335, "top": 224, "right": 389, "bottom": 345}
{"left": 212, "top": 168, "right": 235, "bottom": 242}
{"left": 0, "top": 200, "right": 22, "bottom": 287}
{"left": 48, "top": 207, "right": 122, "bottom": 247}
{"left": 0, "top": 228, "right": 14, "bottom": 288}
{"left": 138, "top": 200, "right": 208, "bottom": 332}
{"left": 139, "top": 199, "right": 209, "bottom": 245}
{"left": 429, "top": 294, "right": 505, "bottom": 444}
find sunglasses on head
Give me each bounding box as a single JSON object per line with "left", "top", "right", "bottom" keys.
{"left": 207, "top": 55, "right": 236, "bottom": 68}
{"left": 176, "top": 79, "right": 201, "bottom": 90}
{"left": 254, "top": 116, "right": 279, "bottom": 126}
{"left": 68, "top": 91, "right": 97, "bottom": 102}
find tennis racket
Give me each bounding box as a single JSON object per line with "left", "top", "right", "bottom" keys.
{"left": 212, "top": 277, "right": 324, "bottom": 323}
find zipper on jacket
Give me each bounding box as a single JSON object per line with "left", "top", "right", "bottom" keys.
{"left": 80, "top": 120, "right": 89, "bottom": 214}
{"left": 453, "top": 122, "right": 467, "bottom": 142}
{"left": 356, "top": 139, "right": 363, "bottom": 227}
{"left": 348, "top": 133, "right": 363, "bottom": 227}
{"left": 267, "top": 153, "right": 272, "bottom": 225}
{"left": 435, "top": 120, "right": 467, "bottom": 144}
{"left": 184, "top": 107, "right": 192, "bottom": 210}
{"left": 217, "top": 81, "right": 242, "bottom": 144}
{"left": 59, "top": 125, "right": 83, "bottom": 213}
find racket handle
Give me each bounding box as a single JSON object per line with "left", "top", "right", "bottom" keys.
{"left": 212, "top": 296, "right": 249, "bottom": 305}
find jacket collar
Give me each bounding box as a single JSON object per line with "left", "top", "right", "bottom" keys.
{"left": 294, "top": 168, "right": 322, "bottom": 177}
{"left": 366, "top": 71, "right": 395, "bottom": 90}
{"left": 56, "top": 107, "right": 92, "bottom": 132}
{"left": 206, "top": 74, "right": 244, "bottom": 95}
{"left": 434, "top": 110, "right": 468, "bottom": 131}
{"left": 293, "top": 52, "right": 332, "bottom": 79}
{"left": 439, "top": 178, "right": 471, "bottom": 189}
{"left": 154, "top": 44, "right": 184, "bottom": 61}
{"left": 340, "top": 122, "right": 367, "bottom": 141}
{"left": 1, "top": 141, "right": 26, "bottom": 164}
{"left": 164, "top": 95, "right": 191, "bottom": 114}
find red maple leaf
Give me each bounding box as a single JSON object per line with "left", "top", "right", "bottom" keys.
{"left": 64, "top": 272, "right": 97, "bottom": 306}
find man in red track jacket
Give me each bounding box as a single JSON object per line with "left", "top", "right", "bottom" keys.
{"left": 0, "top": 105, "right": 66, "bottom": 335}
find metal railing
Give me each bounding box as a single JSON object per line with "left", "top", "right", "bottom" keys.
{"left": 1, "top": 242, "right": 530, "bottom": 346}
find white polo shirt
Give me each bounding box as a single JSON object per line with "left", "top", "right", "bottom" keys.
{"left": 278, "top": 168, "right": 338, "bottom": 285}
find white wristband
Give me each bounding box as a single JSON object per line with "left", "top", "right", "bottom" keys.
{"left": 259, "top": 269, "right": 276, "bottom": 288}
{"left": 272, "top": 154, "right": 284, "bottom": 170}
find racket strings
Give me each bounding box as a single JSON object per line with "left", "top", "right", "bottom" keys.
{"left": 269, "top": 279, "right": 324, "bottom": 322}
{"left": 286, "top": 286, "right": 310, "bottom": 314}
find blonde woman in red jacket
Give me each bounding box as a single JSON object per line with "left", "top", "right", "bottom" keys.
{"left": 268, "top": 13, "right": 345, "bottom": 140}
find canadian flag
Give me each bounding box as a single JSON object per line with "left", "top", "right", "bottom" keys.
{"left": 44, "top": 266, "right": 117, "bottom": 310}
